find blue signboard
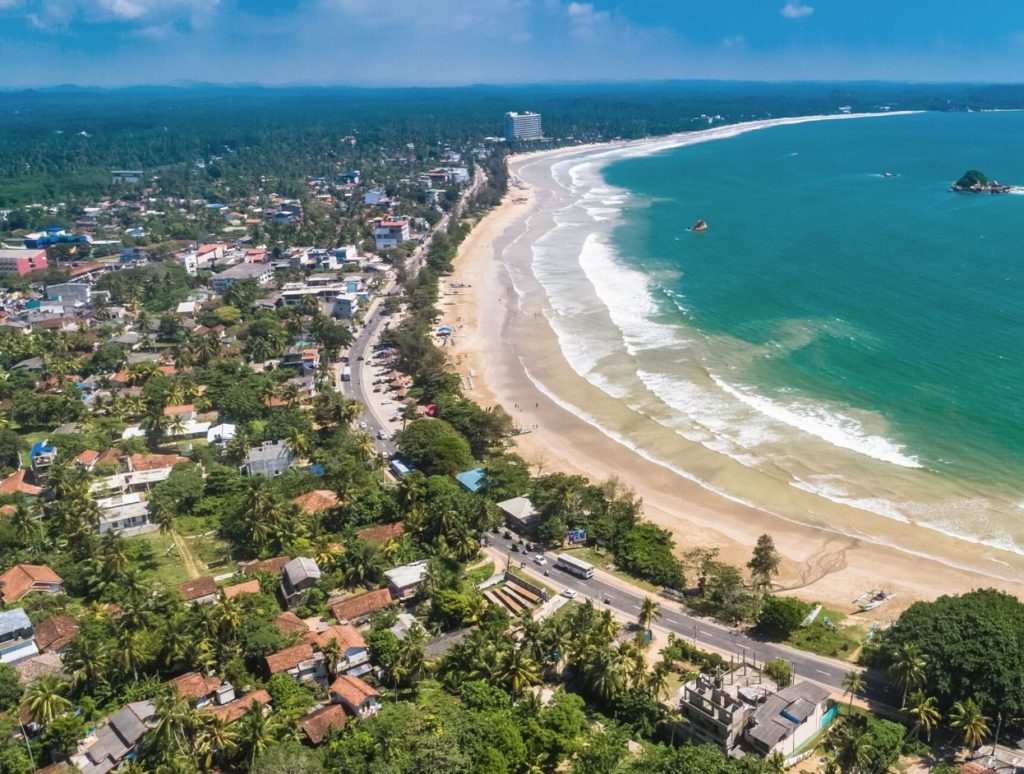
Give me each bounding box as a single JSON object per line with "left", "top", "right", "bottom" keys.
{"left": 566, "top": 528, "right": 587, "bottom": 545}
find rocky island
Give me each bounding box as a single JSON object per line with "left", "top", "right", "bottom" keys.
{"left": 951, "top": 169, "right": 1018, "bottom": 193}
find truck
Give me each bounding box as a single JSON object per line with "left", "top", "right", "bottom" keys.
{"left": 341, "top": 366, "right": 351, "bottom": 382}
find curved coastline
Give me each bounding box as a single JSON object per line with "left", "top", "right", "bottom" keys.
{"left": 443, "top": 113, "right": 1024, "bottom": 613}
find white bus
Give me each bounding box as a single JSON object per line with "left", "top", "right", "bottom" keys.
{"left": 555, "top": 553, "right": 594, "bottom": 579}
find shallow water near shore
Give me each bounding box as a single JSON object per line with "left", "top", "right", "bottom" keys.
{"left": 510, "top": 112, "right": 1024, "bottom": 566}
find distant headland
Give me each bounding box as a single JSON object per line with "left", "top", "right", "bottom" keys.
{"left": 951, "top": 169, "right": 1020, "bottom": 194}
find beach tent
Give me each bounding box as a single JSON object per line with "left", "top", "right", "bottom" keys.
{"left": 436, "top": 326, "right": 454, "bottom": 336}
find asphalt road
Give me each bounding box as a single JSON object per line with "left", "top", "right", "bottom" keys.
{"left": 487, "top": 531, "right": 892, "bottom": 704}
{"left": 341, "top": 167, "right": 487, "bottom": 458}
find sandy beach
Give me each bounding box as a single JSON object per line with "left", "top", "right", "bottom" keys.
{"left": 439, "top": 115, "right": 1024, "bottom": 615}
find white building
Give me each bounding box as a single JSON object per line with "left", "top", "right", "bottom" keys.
{"left": 373, "top": 218, "right": 410, "bottom": 250}
{"left": 504, "top": 111, "right": 543, "bottom": 142}
{"left": 211, "top": 263, "right": 274, "bottom": 292}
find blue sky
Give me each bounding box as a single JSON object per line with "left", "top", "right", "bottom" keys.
{"left": 0, "top": 0, "right": 1022, "bottom": 86}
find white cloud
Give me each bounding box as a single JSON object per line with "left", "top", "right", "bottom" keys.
{"left": 566, "top": 1, "right": 610, "bottom": 39}
{"left": 722, "top": 34, "right": 746, "bottom": 48}
{"left": 780, "top": 1, "right": 813, "bottom": 19}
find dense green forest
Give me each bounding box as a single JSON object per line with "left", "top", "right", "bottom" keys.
{"left": 0, "top": 81, "right": 1022, "bottom": 207}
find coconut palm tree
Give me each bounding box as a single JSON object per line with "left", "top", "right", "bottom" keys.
{"left": 905, "top": 691, "right": 941, "bottom": 742}
{"left": 841, "top": 670, "right": 866, "bottom": 715}
{"left": 949, "top": 697, "right": 990, "bottom": 753}
{"left": 285, "top": 426, "right": 310, "bottom": 460}
{"left": 236, "top": 702, "right": 284, "bottom": 767}
{"left": 498, "top": 646, "right": 539, "bottom": 698}
{"left": 637, "top": 596, "right": 660, "bottom": 632}
{"left": 168, "top": 412, "right": 187, "bottom": 438}
{"left": 831, "top": 725, "right": 871, "bottom": 774}
{"left": 22, "top": 675, "right": 72, "bottom": 725}
{"left": 889, "top": 643, "right": 927, "bottom": 710}
{"left": 194, "top": 711, "right": 237, "bottom": 772}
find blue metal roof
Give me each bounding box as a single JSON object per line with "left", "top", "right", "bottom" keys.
{"left": 455, "top": 467, "right": 485, "bottom": 493}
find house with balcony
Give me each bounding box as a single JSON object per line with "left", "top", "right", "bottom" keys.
{"left": 265, "top": 643, "right": 326, "bottom": 684}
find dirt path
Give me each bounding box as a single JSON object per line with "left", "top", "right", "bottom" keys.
{"left": 171, "top": 530, "right": 205, "bottom": 579}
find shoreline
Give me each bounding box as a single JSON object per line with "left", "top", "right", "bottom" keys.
{"left": 443, "top": 113, "right": 1024, "bottom": 615}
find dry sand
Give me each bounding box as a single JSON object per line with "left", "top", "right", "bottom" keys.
{"left": 440, "top": 119, "right": 1024, "bottom": 616}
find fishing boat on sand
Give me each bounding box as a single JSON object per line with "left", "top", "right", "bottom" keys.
{"left": 858, "top": 590, "right": 896, "bottom": 612}
{"left": 688, "top": 219, "right": 708, "bottom": 233}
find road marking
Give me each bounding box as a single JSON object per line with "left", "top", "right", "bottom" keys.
{"left": 815, "top": 669, "right": 831, "bottom": 676}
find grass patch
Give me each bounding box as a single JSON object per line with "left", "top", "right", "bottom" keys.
{"left": 126, "top": 531, "right": 191, "bottom": 587}
{"left": 465, "top": 561, "right": 496, "bottom": 586}
{"left": 786, "top": 607, "right": 866, "bottom": 660}
{"left": 188, "top": 534, "right": 237, "bottom": 574}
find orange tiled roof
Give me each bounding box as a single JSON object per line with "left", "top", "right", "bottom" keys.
{"left": 0, "top": 563, "right": 62, "bottom": 604}
{"left": 0, "top": 470, "right": 42, "bottom": 497}
{"left": 214, "top": 690, "right": 271, "bottom": 723}
{"left": 162, "top": 404, "right": 193, "bottom": 415}
{"left": 170, "top": 672, "right": 222, "bottom": 700}
{"left": 355, "top": 522, "right": 405, "bottom": 545}
{"left": 301, "top": 704, "right": 347, "bottom": 745}
{"left": 272, "top": 611, "right": 311, "bottom": 637}
{"left": 34, "top": 615, "right": 79, "bottom": 652}
{"left": 222, "top": 579, "right": 261, "bottom": 599}
{"left": 241, "top": 556, "right": 291, "bottom": 576}
{"left": 291, "top": 490, "right": 339, "bottom": 515}
{"left": 331, "top": 588, "right": 393, "bottom": 623}
{"left": 314, "top": 623, "right": 365, "bottom": 652}
{"left": 74, "top": 449, "right": 99, "bottom": 466}
{"left": 177, "top": 576, "right": 216, "bottom": 602}
{"left": 129, "top": 453, "right": 186, "bottom": 472}
{"left": 266, "top": 643, "right": 316, "bottom": 674}
{"left": 330, "top": 675, "right": 379, "bottom": 707}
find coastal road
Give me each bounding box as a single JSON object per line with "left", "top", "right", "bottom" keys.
{"left": 486, "top": 532, "right": 893, "bottom": 705}
{"left": 340, "top": 165, "right": 487, "bottom": 456}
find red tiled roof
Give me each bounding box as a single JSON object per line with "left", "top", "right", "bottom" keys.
{"left": 266, "top": 643, "right": 316, "bottom": 674}
{"left": 214, "top": 690, "right": 271, "bottom": 723}
{"left": 291, "top": 490, "right": 339, "bottom": 515}
{"left": 222, "top": 579, "right": 261, "bottom": 599}
{"left": 0, "top": 563, "right": 62, "bottom": 604}
{"left": 0, "top": 470, "right": 42, "bottom": 497}
{"left": 34, "top": 615, "right": 79, "bottom": 652}
{"left": 272, "top": 611, "right": 310, "bottom": 637}
{"left": 330, "top": 675, "right": 379, "bottom": 707}
{"left": 314, "top": 623, "right": 365, "bottom": 652}
{"left": 170, "top": 672, "right": 222, "bottom": 700}
{"left": 74, "top": 449, "right": 99, "bottom": 466}
{"left": 331, "top": 588, "right": 393, "bottom": 623}
{"left": 301, "top": 704, "right": 347, "bottom": 745}
{"left": 129, "top": 453, "right": 186, "bottom": 472}
{"left": 241, "top": 556, "right": 291, "bottom": 576}
{"left": 177, "top": 576, "right": 216, "bottom": 602}
{"left": 355, "top": 522, "right": 405, "bottom": 545}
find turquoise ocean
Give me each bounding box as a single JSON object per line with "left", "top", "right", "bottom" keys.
{"left": 532, "top": 111, "right": 1024, "bottom": 557}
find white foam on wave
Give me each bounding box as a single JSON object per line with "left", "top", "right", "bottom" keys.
{"left": 520, "top": 360, "right": 1024, "bottom": 576}
{"left": 709, "top": 373, "right": 923, "bottom": 469}
{"left": 577, "top": 233, "right": 682, "bottom": 356}
{"left": 790, "top": 476, "right": 912, "bottom": 523}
